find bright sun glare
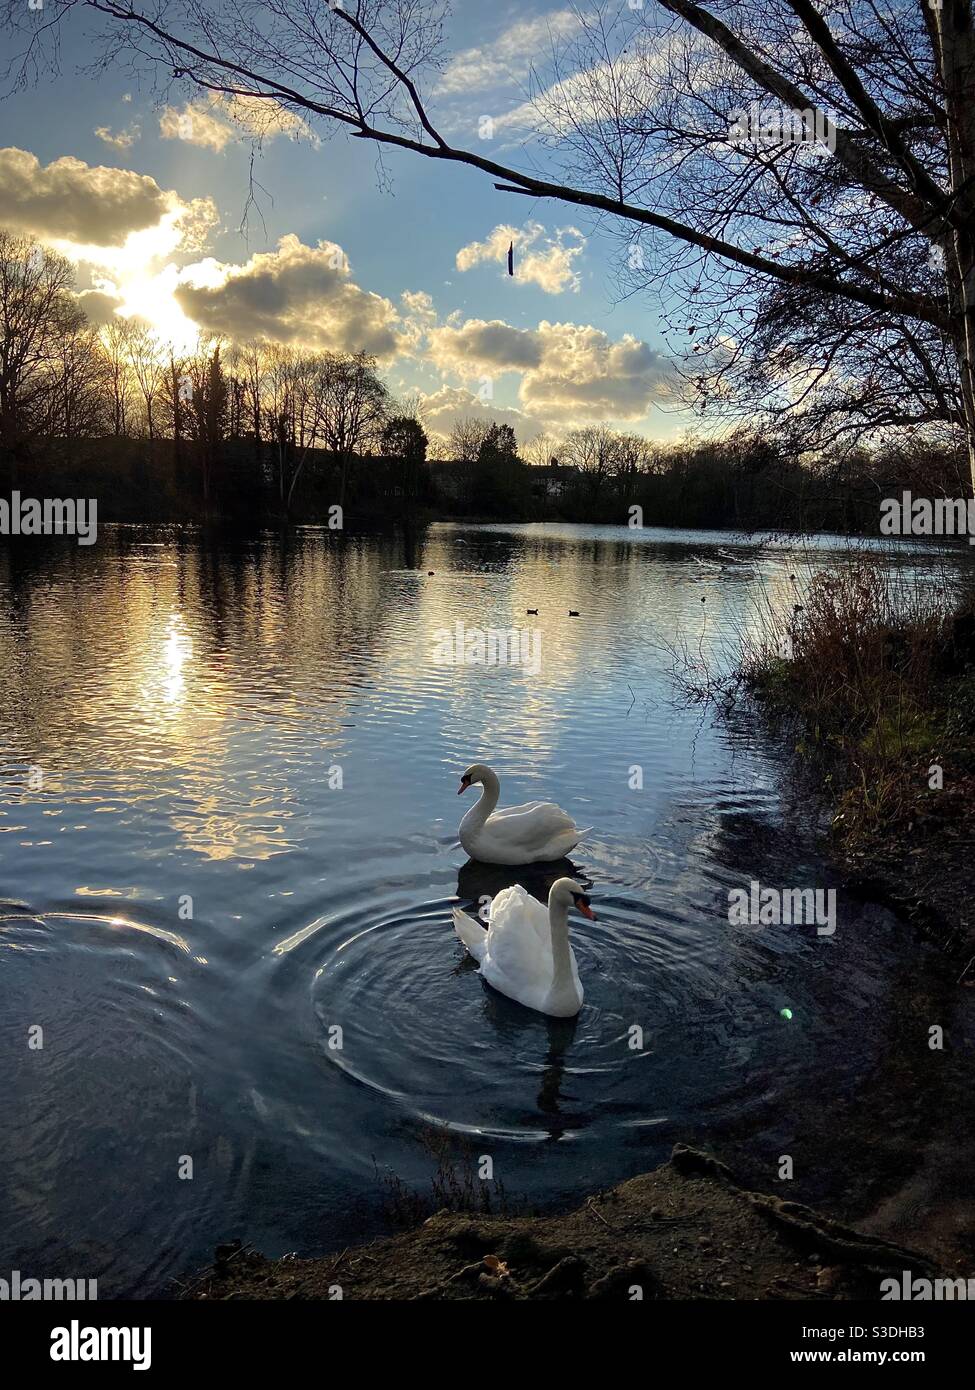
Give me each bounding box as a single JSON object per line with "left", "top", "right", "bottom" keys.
{"left": 51, "top": 211, "right": 220, "bottom": 356}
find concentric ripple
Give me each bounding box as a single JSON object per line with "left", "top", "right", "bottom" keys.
{"left": 0, "top": 909, "right": 230, "bottom": 1293}
{"left": 299, "top": 878, "right": 826, "bottom": 1145}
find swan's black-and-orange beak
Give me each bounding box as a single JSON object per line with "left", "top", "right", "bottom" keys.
{"left": 458, "top": 774, "right": 472, "bottom": 795}
{"left": 573, "top": 893, "right": 595, "bottom": 921}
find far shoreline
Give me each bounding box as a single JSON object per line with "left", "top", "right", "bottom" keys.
{"left": 3, "top": 512, "right": 971, "bottom": 550}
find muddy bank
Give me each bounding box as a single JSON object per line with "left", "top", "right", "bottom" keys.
{"left": 183, "top": 1146, "right": 938, "bottom": 1301}
{"left": 841, "top": 797, "right": 975, "bottom": 972}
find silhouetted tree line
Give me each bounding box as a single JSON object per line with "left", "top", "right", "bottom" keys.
{"left": 0, "top": 232, "right": 431, "bottom": 522}
{"left": 437, "top": 417, "right": 968, "bottom": 534}
{"left": 0, "top": 230, "right": 966, "bottom": 534}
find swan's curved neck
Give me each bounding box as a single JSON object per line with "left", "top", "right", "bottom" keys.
{"left": 468, "top": 770, "right": 500, "bottom": 827}
{"left": 548, "top": 896, "right": 574, "bottom": 994}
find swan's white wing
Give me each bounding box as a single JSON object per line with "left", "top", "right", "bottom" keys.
{"left": 492, "top": 884, "right": 551, "bottom": 942}
{"left": 452, "top": 907, "right": 488, "bottom": 962}
{"left": 482, "top": 885, "right": 551, "bottom": 986}
{"left": 488, "top": 799, "right": 576, "bottom": 828}
{"left": 484, "top": 800, "right": 579, "bottom": 851}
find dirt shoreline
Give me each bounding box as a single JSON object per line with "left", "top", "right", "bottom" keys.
{"left": 841, "top": 825, "right": 975, "bottom": 975}
{"left": 182, "top": 1145, "right": 939, "bottom": 1301}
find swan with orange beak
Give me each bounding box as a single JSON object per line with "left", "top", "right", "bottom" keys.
{"left": 453, "top": 877, "right": 593, "bottom": 1017}
{"left": 456, "top": 763, "right": 590, "bottom": 865}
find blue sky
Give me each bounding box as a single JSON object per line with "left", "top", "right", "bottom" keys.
{"left": 0, "top": 1, "right": 691, "bottom": 445}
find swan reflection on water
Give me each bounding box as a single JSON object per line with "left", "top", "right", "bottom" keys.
{"left": 456, "top": 856, "right": 591, "bottom": 910}
{"left": 479, "top": 989, "right": 581, "bottom": 1138}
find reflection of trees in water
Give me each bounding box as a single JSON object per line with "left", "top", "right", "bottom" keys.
{"left": 0, "top": 528, "right": 418, "bottom": 859}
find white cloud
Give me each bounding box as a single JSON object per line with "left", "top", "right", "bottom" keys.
{"left": 57, "top": 198, "right": 221, "bottom": 353}
{"left": 429, "top": 318, "right": 542, "bottom": 373}
{"left": 418, "top": 384, "right": 546, "bottom": 442}
{"left": 520, "top": 324, "right": 677, "bottom": 420}
{"left": 427, "top": 317, "right": 678, "bottom": 424}
{"left": 160, "top": 95, "right": 315, "bottom": 152}
{"left": 397, "top": 289, "right": 438, "bottom": 352}
{"left": 492, "top": 36, "right": 668, "bottom": 136}
{"left": 436, "top": 9, "right": 582, "bottom": 95}
{"left": 0, "top": 147, "right": 173, "bottom": 246}
{"left": 0, "top": 145, "right": 222, "bottom": 352}
{"left": 94, "top": 124, "right": 141, "bottom": 150}
{"left": 175, "top": 234, "right": 401, "bottom": 357}
{"left": 0, "top": 147, "right": 218, "bottom": 349}
{"left": 457, "top": 222, "right": 585, "bottom": 294}
{"left": 160, "top": 102, "right": 235, "bottom": 153}
{"left": 74, "top": 288, "right": 124, "bottom": 325}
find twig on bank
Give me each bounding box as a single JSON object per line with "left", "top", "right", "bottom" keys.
{"left": 586, "top": 1197, "right": 617, "bottom": 1231}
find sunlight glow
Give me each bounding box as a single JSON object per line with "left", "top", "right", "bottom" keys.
{"left": 52, "top": 206, "right": 216, "bottom": 354}
{"left": 160, "top": 616, "right": 193, "bottom": 705}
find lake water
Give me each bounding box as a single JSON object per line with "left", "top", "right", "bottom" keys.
{"left": 1, "top": 521, "right": 972, "bottom": 1296}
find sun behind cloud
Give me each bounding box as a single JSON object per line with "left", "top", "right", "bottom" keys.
{"left": 0, "top": 142, "right": 680, "bottom": 431}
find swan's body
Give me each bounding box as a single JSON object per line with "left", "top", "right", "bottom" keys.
{"left": 457, "top": 764, "right": 589, "bottom": 865}
{"left": 452, "top": 878, "right": 592, "bottom": 1017}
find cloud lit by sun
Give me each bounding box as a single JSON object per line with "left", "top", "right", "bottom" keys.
{"left": 0, "top": 132, "right": 679, "bottom": 433}
{"left": 48, "top": 200, "right": 221, "bottom": 354}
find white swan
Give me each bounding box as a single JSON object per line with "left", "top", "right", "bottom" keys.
{"left": 452, "top": 878, "right": 593, "bottom": 1017}
{"left": 457, "top": 764, "right": 590, "bottom": 865}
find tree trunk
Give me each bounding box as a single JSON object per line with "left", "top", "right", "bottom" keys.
{"left": 339, "top": 452, "right": 350, "bottom": 509}
{"left": 936, "top": 8, "right": 975, "bottom": 488}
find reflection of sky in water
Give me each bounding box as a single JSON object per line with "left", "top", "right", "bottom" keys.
{"left": 0, "top": 523, "right": 970, "bottom": 1296}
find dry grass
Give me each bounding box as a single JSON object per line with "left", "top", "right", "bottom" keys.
{"left": 374, "top": 1126, "right": 512, "bottom": 1228}
{"left": 742, "top": 560, "right": 973, "bottom": 842}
